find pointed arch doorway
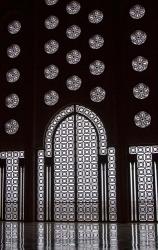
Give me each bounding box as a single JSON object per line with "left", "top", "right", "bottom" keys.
{"left": 37, "top": 105, "right": 117, "bottom": 222}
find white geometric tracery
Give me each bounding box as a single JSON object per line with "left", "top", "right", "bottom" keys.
{"left": 44, "top": 90, "right": 59, "bottom": 106}
{"left": 89, "top": 34, "right": 104, "bottom": 49}
{"left": 76, "top": 115, "right": 99, "bottom": 221}
{"left": 66, "top": 50, "right": 81, "bottom": 64}
{"left": 45, "top": 105, "right": 74, "bottom": 157}
{"left": 44, "top": 40, "right": 59, "bottom": 54}
{"left": 7, "top": 44, "right": 21, "bottom": 58}
{"left": 129, "top": 146, "right": 158, "bottom": 221}
{"left": 5, "top": 94, "right": 19, "bottom": 109}
{"left": 134, "top": 111, "right": 151, "bottom": 128}
{"left": 5, "top": 119, "right": 19, "bottom": 135}
{"left": 76, "top": 105, "right": 107, "bottom": 155}
{"left": 90, "top": 86, "right": 106, "bottom": 103}
{"left": 6, "top": 68, "right": 20, "bottom": 83}
{"left": 44, "top": 64, "right": 59, "bottom": 79}
{"left": 45, "top": 0, "right": 59, "bottom": 6}
{"left": 129, "top": 5, "right": 145, "bottom": 20}
{"left": 54, "top": 116, "right": 75, "bottom": 221}
{"left": 8, "top": 20, "right": 21, "bottom": 34}
{"left": 37, "top": 151, "right": 45, "bottom": 221}
{"left": 0, "top": 151, "right": 24, "bottom": 220}
{"left": 133, "top": 83, "right": 149, "bottom": 99}
{"left": 40, "top": 105, "right": 117, "bottom": 222}
{"left": 45, "top": 105, "right": 107, "bottom": 157}
{"left": 44, "top": 15, "right": 59, "bottom": 30}
{"left": 66, "top": 25, "right": 81, "bottom": 39}
{"left": 132, "top": 56, "right": 148, "bottom": 72}
{"left": 89, "top": 60, "right": 105, "bottom": 76}
{"left": 108, "top": 148, "right": 117, "bottom": 221}
{"left": 66, "top": 75, "right": 82, "bottom": 91}
{"left": 130, "top": 30, "right": 147, "bottom": 46}
{"left": 66, "top": 1, "right": 81, "bottom": 15}
{"left": 88, "top": 10, "right": 104, "bottom": 24}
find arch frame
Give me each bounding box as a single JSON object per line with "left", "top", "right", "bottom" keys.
{"left": 44, "top": 104, "right": 107, "bottom": 157}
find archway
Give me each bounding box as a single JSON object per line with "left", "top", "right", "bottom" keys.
{"left": 37, "top": 105, "right": 117, "bottom": 221}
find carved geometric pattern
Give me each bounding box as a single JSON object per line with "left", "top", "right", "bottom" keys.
{"left": 7, "top": 44, "right": 21, "bottom": 59}
{"left": 44, "top": 15, "right": 59, "bottom": 30}
{"left": 129, "top": 146, "right": 158, "bottom": 221}
{"left": 45, "top": 105, "right": 74, "bottom": 157}
{"left": 43, "top": 105, "right": 112, "bottom": 222}
{"left": 108, "top": 148, "right": 117, "bottom": 221}
{"left": 8, "top": 20, "right": 21, "bottom": 34}
{"left": 76, "top": 115, "right": 99, "bottom": 221}
{"left": 0, "top": 151, "right": 24, "bottom": 220}
{"left": 66, "top": 75, "right": 82, "bottom": 91}
{"left": 89, "top": 60, "right": 105, "bottom": 76}
{"left": 37, "top": 150, "right": 45, "bottom": 221}
{"left": 45, "top": 105, "right": 107, "bottom": 157}
{"left": 54, "top": 116, "right": 75, "bottom": 221}
{"left": 88, "top": 10, "right": 104, "bottom": 24}
{"left": 130, "top": 30, "right": 147, "bottom": 46}
{"left": 90, "top": 86, "right": 106, "bottom": 103}
{"left": 5, "top": 119, "right": 19, "bottom": 135}
{"left": 66, "top": 1, "right": 81, "bottom": 15}
{"left": 66, "top": 25, "right": 81, "bottom": 39}
{"left": 89, "top": 34, "right": 104, "bottom": 49}
{"left": 134, "top": 111, "right": 151, "bottom": 128}
{"left": 5, "top": 93, "right": 19, "bottom": 109}
{"left": 132, "top": 56, "right": 148, "bottom": 72}
{"left": 44, "top": 39, "right": 59, "bottom": 54}
{"left": 66, "top": 50, "right": 81, "bottom": 64}
{"left": 44, "top": 90, "right": 59, "bottom": 106}
{"left": 45, "top": 0, "right": 59, "bottom": 6}
{"left": 129, "top": 5, "right": 145, "bottom": 20}
{"left": 76, "top": 105, "right": 107, "bottom": 155}
{"left": 133, "top": 83, "right": 149, "bottom": 100}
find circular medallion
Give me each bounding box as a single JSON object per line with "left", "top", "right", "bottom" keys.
{"left": 44, "top": 40, "right": 59, "bottom": 54}
{"left": 89, "top": 60, "right": 105, "bottom": 75}
{"left": 45, "top": 0, "right": 58, "bottom": 5}
{"left": 7, "top": 44, "right": 21, "bottom": 58}
{"left": 88, "top": 10, "right": 103, "bottom": 24}
{"left": 90, "top": 86, "right": 106, "bottom": 102}
{"left": 132, "top": 56, "right": 148, "bottom": 72}
{"left": 6, "top": 68, "right": 20, "bottom": 83}
{"left": 89, "top": 34, "right": 104, "bottom": 49}
{"left": 5, "top": 94, "right": 19, "bottom": 108}
{"left": 133, "top": 83, "right": 149, "bottom": 99}
{"left": 44, "top": 15, "right": 59, "bottom": 29}
{"left": 66, "top": 50, "right": 81, "bottom": 64}
{"left": 66, "top": 1, "right": 81, "bottom": 15}
{"left": 44, "top": 64, "right": 59, "bottom": 79}
{"left": 130, "top": 30, "right": 147, "bottom": 45}
{"left": 129, "top": 5, "right": 145, "bottom": 19}
{"left": 44, "top": 90, "right": 59, "bottom": 106}
{"left": 8, "top": 20, "right": 21, "bottom": 34}
{"left": 66, "top": 25, "right": 81, "bottom": 39}
{"left": 66, "top": 75, "right": 82, "bottom": 90}
{"left": 134, "top": 111, "right": 151, "bottom": 128}
{"left": 5, "top": 119, "right": 19, "bottom": 135}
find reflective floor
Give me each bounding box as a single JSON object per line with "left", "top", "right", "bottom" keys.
{"left": 0, "top": 222, "right": 158, "bottom": 249}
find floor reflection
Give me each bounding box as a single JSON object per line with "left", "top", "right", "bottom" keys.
{"left": 0, "top": 222, "right": 158, "bottom": 249}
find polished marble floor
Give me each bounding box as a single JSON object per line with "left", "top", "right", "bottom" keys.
{"left": 0, "top": 222, "right": 158, "bottom": 249}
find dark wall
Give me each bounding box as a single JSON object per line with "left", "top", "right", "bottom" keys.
{"left": 0, "top": 0, "right": 158, "bottom": 221}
